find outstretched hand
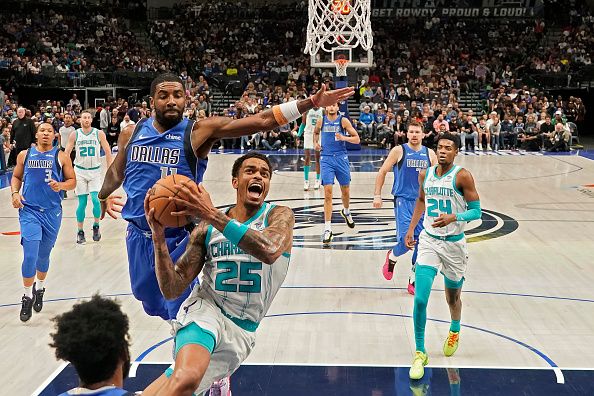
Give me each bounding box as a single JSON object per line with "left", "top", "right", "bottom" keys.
{"left": 312, "top": 83, "right": 355, "bottom": 107}
{"left": 100, "top": 195, "right": 125, "bottom": 220}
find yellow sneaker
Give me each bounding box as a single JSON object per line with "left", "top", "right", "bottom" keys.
{"left": 409, "top": 351, "right": 428, "bottom": 380}
{"left": 443, "top": 331, "right": 459, "bottom": 357}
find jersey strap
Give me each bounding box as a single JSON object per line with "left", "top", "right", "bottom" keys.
{"left": 125, "top": 118, "right": 149, "bottom": 154}
{"left": 183, "top": 120, "right": 200, "bottom": 179}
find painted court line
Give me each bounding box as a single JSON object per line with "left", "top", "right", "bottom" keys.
{"left": 32, "top": 361, "right": 68, "bottom": 396}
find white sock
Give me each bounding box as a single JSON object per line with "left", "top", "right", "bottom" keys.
{"left": 37, "top": 279, "right": 45, "bottom": 290}
{"left": 343, "top": 207, "right": 350, "bottom": 215}
{"left": 389, "top": 251, "right": 398, "bottom": 262}
{"left": 24, "top": 286, "right": 33, "bottom": 298}
{"left": 324, "top": 221, "right": 332, "bottom": 231}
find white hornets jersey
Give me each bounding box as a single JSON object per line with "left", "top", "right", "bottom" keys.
{"left": 304, "top": 108, "right": 324, "bottom": 135}
{"left": 73, "top": 128, "right": 102, "bottom": 170}
{"left": 422, "top": 165, "right": 468, "bottom": 237}
{"left": 201, "top": 202, "right": 290, "bottom": 326}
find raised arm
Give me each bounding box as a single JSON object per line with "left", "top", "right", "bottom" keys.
{"left": 191, "top": 84, "right": 354, "bottom": 147}
{"left": 98, "top": 124, "right": 135, "bottom": 218}
{"left": 373, "top": 146, "right": 402, "bottom": 208}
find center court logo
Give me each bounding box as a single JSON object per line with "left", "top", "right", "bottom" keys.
{"left": 218, "top": 197, "right": 519, "bottom": 250}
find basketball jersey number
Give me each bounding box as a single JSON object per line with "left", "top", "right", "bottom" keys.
{"left": 44, "top": 169, "right": 52, "bottom": 183}
{"left": 160, "top": 166, "right": 178, "bottom": 179}
{"left": 427, "top": 198, "right": 452, "bottom": 217}
{"left": 215, "top": 261, "right": 262, "bottom": 293}
{"left": 79, "top": 146, "right": 96, "bottom": 157}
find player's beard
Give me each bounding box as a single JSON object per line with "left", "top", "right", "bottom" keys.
{"left": 155, "top": 107, "right": 183, "bottom": 130}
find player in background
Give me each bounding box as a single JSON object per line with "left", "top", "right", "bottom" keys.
{"left": 65, "top": 110, "right": 113, "bottom": 244}
{"left": 404, "top": 133, "right": 481, "bottom": 380}
{"left": 373, "top": 121, "right": 437, "bottom": 295}
{"left": 11, "top": 122, "right": 76, "bottom": 322}
{"left": 297, "top": 106, "right": 324, "bottom": 190}
{"left": 313, "top": 103, "right": 360, "bottom": 246}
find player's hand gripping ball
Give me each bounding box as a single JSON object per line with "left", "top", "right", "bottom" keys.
{"left": 147, "top": 174, "right": 196, "bottom": 227}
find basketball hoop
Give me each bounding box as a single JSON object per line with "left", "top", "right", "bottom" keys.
{"left": 305, "top": 0, "right": 373, "bottom": 64}
{"left": 334, "top": 58, "right": 350, "bottom": 77}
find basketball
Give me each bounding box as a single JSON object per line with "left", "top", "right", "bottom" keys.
{"left": 147, "top": 174, "right": 196, "bottom": 228}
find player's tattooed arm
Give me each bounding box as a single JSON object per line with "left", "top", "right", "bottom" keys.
{"left": 210, "top": 206, "right": 295, "bottom": 265}
{"left": 153, "top": 222, "right": 208, "bottom": 300}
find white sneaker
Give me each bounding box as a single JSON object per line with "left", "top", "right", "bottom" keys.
{"left": 304, "top": 180, "right": 310, "bottom": 191}
{"left": 487, "top": 144, "right": 492, "bottom": 151}
{"left": 322, "top": 229, "right": 333, "bottom": 245}
{"left": 314, "top": 179, "right": 320, "bottom": 190}
{"left": 209, "top": 376, "right": 232, "bottom": 396}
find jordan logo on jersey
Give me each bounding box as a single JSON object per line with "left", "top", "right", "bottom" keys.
{"left": 130, "top": 145, "right": 180, "bottom": 165}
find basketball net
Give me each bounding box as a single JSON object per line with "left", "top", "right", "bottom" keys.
{"left": 304, "top": 0, "right": 373, "bottom": 56}
{"left": 334, "top": 58, "right": 349, "bottom": 77}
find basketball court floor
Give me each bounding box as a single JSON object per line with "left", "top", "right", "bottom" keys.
{"left": 1, "top": 148, "right": 594, "bottom": 395}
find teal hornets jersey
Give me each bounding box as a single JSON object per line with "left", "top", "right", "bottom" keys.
{"left": 201, "top": 203, "right": 290, "bottom": 324}
{"left": 422, "top": 165, "right": 467, "bottom": 237}
{"left": 304, "top": 108, "right": 324, "bottom": 135}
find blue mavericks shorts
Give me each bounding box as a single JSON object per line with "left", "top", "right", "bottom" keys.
{"left": 393, "top": 197, "right": 424, "bottom": 257}
{"left": 126, "top": 222, "right": 196, "bottom": 320}
{"left": 19, "top": 205, "right": 62, "bottom": 246}
{"left": 320, "top": 154, "right": 351, "bottom": 186}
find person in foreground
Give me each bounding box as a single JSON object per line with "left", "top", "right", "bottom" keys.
{"left": 143, "top": 152, "right": 294, "bottom": 396}
{"left": 51, "top": 295, "right": 132, "bottom": 396}
{"left": 404, "top": 133, "right": 482, "bottom": 380}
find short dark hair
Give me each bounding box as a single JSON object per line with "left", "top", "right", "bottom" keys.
{"left": 150, "top": 73, "right": 183, "bottom": 97}
{"left": 437, "top": 132, "right": 460, "bottom": 149}
{"left": 50, "top": 295, "right": 130, "bottom": 386}
{"left": 408, "top": 120, "right": 424, "bottom": 132}
{"left": 36, "top": 122, "right": 55, "bottom": 132}
{"left": 232, "top": 152, "right": 272, "bottom": 178}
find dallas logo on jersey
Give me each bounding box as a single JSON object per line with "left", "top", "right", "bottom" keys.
{"left": 130, "top": 145, "right": 180, "bottom": 165}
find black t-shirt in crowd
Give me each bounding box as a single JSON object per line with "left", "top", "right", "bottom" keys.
{"left": 11, "top": 117, "right": 36, "bottom": 149}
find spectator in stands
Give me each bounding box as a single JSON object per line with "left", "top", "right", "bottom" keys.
{"left": 547, "top": 122, "right": 571, "bottom": 152}
{"left": 488, "top": 115, "right": 501, "bottom": 151}
{"left": 432, "top": 113, "right": 449, "bottom": 133}
{"left": 460, "top": 114, "right": 478, "bottom": 151}
{"left": 69, "top": 94, "right": 81, "bottom": 109}
{"left": 106, "top": 114, "right": 121, "bottom": 147}
{"left": 120, "top": 114, "right": 135, "bottom": 131}
{"left": 127, "top": 103, "right": 142, "bottom": 123}
{"left": 357, "top": 106, "right": 375, "bottom": 141}
{"left": 7, "top": 107, "right": 36, "bottom": 167}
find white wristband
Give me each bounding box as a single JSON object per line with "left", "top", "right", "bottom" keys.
{"left": 273, "top": 100, "right": 301, "bottom": 125}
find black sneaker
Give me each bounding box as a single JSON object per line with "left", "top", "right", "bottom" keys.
{"left": 20, "top": 294, "right": 35, "bottom": 322}
{"left": 92, "top": 224, "right": 101, "bottom": 242}
{"left": 340, "top": 209, "right": 355, "bottom": 228}
{"left": 77, "top": 230, "right": 86, "bottom": 245}
{"left": 33, "top": 284, "right": 45, "bottom": 313}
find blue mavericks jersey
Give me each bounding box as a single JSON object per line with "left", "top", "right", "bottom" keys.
{"left": 392, "top": 144, "right": 430, "bottom": 200}
{"left": 59, "top": 386, "right": 130, "bottom": 396}
{"left": 320, "top": 115, "right": 348, "bottom": 155}
{"left": 122, "top": 117, "right": 208, "bottom": 230}
{"left": 22, "top": 146, "right": 63, "bottom": 210}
